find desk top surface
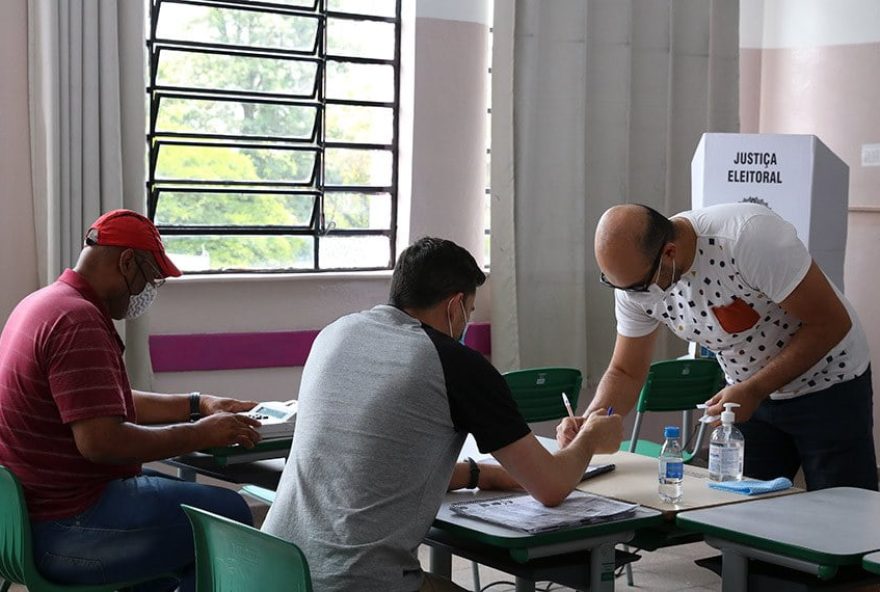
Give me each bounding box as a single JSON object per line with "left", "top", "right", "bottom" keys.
{"left": 577, "top": 450, "right": 798, "bottom": 516}
{"left": 677, "top": 487, "right": 880, "bottom": 565}
{"left": 434, "top": 489, "right": 662, "bottom": 550}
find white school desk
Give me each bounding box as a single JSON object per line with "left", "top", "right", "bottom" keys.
{"left": 425, "top": 438, "right": 795, "bottom": 591}
{"left": 677, "top": 487, "right": 880, "bottom": 591}
{"left": 863, "top": 551, "right": 880, "bottom": 576}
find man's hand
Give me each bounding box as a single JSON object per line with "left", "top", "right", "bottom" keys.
{"left": 194, "top": 412, "right": 262, "bottom": 449}
{"left": 704, "top": 382, "right": 764, "bottom": 425}
{"left": 556, "top": 408, "right": 623, "bottom": 452}
{"left": 200, "top": 395, "right": 257, "bottom": 416}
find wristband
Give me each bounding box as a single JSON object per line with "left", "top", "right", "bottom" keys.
{"left": 189, "top": 392, "right": 201, "bottom": 422}
{"left": 466, "top": 457, "right": 480, "bottom": 489}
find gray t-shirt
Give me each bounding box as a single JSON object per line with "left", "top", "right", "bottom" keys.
{"left": 262, "top": 305, "right": 530, "bottom": 592}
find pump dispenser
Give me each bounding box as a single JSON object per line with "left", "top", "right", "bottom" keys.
{"left": 708, "top": 403, "right": 745, "bottom": 482}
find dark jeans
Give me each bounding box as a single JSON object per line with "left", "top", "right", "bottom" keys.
{"left": 31, "top": 469, "right": 252, "bottom": 592}
{"left": 737, "top": 366, "right": 878, "bottom": 491}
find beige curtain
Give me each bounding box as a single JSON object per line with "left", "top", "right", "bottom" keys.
{"left": 490, "top": 0, "right": 740, "bottom": 387}
{"left": 28, "top": 0, "right": 152, "bottom": 388}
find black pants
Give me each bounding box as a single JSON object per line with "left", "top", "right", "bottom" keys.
{"left": 737, "top": 366, "right": 878, "bottom": 491}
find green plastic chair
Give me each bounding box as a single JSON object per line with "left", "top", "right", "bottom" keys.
{"left": 618, "top": 358, "right": 725, "bottom": 586}
{"left": 0, "top": 464, "right": 168, "bottom": 592}
{"left": 182, "top": 505, "right": 312, "bottom": 592}
{"left": 621, "top": 359, "right": 725, "bottom": 463}
{"left": 503, "top": 367, "right": 583, "bottom": 422}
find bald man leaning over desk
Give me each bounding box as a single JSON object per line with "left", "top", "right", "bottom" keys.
{"left": 560, "top": 202, "right": 876, "bottom": 493}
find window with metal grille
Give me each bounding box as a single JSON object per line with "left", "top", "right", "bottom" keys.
{"left": 147, "top": 0, "right": 400, "bottom": 273}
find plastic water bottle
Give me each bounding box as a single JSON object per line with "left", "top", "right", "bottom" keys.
{"left": 709, "top": 403, "right": 745, "bottom": 482}
{"left": 658, "top": 426, "right": 684, "bottom": 504}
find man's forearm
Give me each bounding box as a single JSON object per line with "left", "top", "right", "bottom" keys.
{"left": 133, "top": 390, "right": 190, "bottom": 424}
{"left": 588, "top": 368, "right": 643, "bottom": 416}
{"left": 739, "top": 321, "right": 850, "bottom": 401}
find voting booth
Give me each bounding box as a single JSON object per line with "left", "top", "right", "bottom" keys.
{"left": 691, "top": 133, "right": 849, "bottom": 291}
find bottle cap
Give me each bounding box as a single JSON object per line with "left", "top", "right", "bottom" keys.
{"left": 664, "top": 425, "right": 680, "bottom": 438}
{"left": 720, "top": 402, "right": 741, "bottom": 425}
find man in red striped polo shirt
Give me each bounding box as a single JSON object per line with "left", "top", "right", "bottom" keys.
{"left": 0, "top": 210, "right": 262, "bottom": 592}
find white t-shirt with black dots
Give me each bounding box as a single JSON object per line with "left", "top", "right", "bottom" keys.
{"left": 615, "top": 203, "right": 870, "bottom": 400}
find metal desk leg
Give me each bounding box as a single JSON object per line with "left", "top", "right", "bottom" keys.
{"left": 429, "top": 546, "right": 453, "bottom": 579}
{"left": 515, "top": 576, "right": 535, "bottom": 592}
{"left": 720, "top": 548, "right": 748, "bottom": 592}
{"left": 590, "top": 542, "right": 616, "bottom": 592}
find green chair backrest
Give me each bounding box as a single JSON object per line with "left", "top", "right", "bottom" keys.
{"left": 626, "top": 359, "right": 726, "bottom": 460}
{"left": 635, "top": 359, "right": 725, "bottom": 413}
{"left": 0, "top": 465, "right": 30, "bottom": 588}
{"left": 1, "top": 465, "right": 163, "bottom": 592}
{"left": 503, "top": 367, "right": 583, "bottom": 423}
{"left": 182, "top": 505, "right": 312, "bottom": 592}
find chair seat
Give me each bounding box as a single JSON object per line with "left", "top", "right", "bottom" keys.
{"left": 620, "top": 440, "right": 698, "bottom": 463}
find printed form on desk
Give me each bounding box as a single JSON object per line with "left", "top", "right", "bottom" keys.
{"left": 450, "top": 491, "right": 639, "bottom": 535}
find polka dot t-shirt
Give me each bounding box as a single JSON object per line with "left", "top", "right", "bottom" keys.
{"left": 615, "top": 203, "right": 870, "bottom": 400}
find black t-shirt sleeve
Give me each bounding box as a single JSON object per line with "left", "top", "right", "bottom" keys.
{"left": 423, "top": 325, "right": 531, "bottom": 453}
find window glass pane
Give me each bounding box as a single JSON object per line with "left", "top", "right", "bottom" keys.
{"left": 326, "top": 104, "right": 392, "bottom": 144}
{"left": 327, "top": 18, "right": 395, "bottom": 60}
{"left": 156, "top": 4, "right": 319, "bottom": 52}
{"left": 164, "top": 235, "right": 315, "bottom": 272}
{"left": 156, "top": 98, "right": 317, "bottom": 139}
{"left": 325, "top": 149, "right": 392, "bottom": 186}
{"left": 326, "top": 61, "right": 394, "bottom": 102}
{"left": 324, "top": 193, "right": 390, "bottom": 230}
{"left": 154, "top": 192, "right": 315, "bottom": 227}
{"left": 156, "top": 49, "right": 318, "bottom": 96}
{"left": 319, "top": 235, "right": 390, "bottom": 269}
{"left": 328, "top": 0, "right": 396, "bottom": 17}
{"left": 155, "top": 144, "right": 317, "bottom": 184}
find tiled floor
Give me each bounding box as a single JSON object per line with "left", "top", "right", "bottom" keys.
{"left": 7, "top": 540, "right": 723, "bottom": 591}
{"left": 418, "top": 540, "right": 723, "bottom": 591}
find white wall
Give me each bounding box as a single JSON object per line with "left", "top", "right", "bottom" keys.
{"left": 741, "top": 0, "right": 880, "bottom": 457}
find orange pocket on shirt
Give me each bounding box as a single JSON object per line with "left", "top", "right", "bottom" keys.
{"left": 711, "top": 297, "right": 760, "bottom": 334}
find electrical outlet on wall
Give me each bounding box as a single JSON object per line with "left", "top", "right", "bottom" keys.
{"left": 862, "top": 143, "right": 880, "bottom": 167}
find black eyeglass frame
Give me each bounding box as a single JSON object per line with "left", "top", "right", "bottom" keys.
{"left": 599, "top": 243, "right": 665, "bottom": 293}
{"left": 136, "top": 256, "right": 166, "bottom": 289}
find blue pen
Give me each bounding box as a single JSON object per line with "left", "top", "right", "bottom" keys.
{"left": 607, "top": 407, "right": 614, "bottom": 416}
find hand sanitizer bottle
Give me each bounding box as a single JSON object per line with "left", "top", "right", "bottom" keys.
{"left": 708, "top": 402, "right": 745, "bottom": 482}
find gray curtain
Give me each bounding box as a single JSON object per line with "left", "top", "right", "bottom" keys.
{"left": 490, "top": 0, "right": 740, "bottom": 387}
{"left": 28, "top": 0, "right": 152, "bottom": 388}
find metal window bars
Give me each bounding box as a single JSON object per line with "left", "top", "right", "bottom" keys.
{"left": 146, "top": 0, "right": 401, "bottom": 273}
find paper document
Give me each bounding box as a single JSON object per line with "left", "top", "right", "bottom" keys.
{"left": 450, "top": 490, "right": 639, "bottom": 534}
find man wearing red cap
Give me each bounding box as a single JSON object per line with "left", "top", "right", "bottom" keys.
{"left": 0, "top": 210, "right": 262, "bottom": 591}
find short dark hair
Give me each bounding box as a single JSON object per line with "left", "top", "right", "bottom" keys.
{"left": 638, "top": 205, "right": 674, "bottom": 261}
{"left": 389, "top": 237, "right": 486, "bottom": 309}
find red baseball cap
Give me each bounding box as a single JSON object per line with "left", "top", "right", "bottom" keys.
{"left": 86, "top": 210, "right": 182, "bottom": 278}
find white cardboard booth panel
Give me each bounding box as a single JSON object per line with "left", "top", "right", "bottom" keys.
{"left": 691, "top": 133, "right": 849, "bottom": 291}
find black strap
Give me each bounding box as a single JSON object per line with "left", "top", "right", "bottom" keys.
{"left": 466, "top": 457, "right": 480, "bottom": 489}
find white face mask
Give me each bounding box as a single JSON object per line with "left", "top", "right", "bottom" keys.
{"left": 125, "top": 281, "right": 157, "bottom": 320}
{"left": 447, "top": 298, "right": 471, "bottom": 342}
{"left": 627, "top": 258, "right": 676, "bottom": 308}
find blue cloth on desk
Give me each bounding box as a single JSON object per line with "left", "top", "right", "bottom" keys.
{"left": 707, "top": 477, "right": 793, "bottom": 495}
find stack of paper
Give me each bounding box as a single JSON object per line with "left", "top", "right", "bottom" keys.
{"left": 450, "top": 491, "right": 639, "bottom": 534}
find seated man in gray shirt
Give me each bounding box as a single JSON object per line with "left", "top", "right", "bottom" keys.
{"left": 263, "top": 237, "right": 623, "bottom": 592}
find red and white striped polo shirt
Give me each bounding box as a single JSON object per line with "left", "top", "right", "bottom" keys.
{"left": 0, "top": 269, "right": 139, "bottom": 521}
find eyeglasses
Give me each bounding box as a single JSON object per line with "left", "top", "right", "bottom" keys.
{"left": 599, "top": 244, "right": 664, "bottom": 293}
{"left": 136, "top": 257, "right": 166, "bottom": 289}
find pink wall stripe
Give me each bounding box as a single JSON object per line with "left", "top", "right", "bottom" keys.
{"left": 150, "top": 322, "right": 492, "bottom": 373}
{"left": 149, "top": 330, "right": 320, "bottom": 373}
